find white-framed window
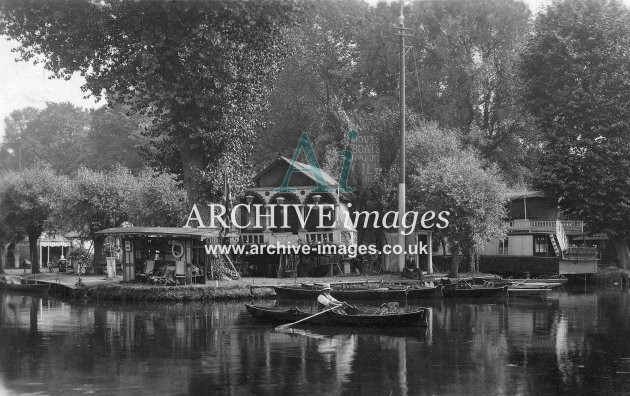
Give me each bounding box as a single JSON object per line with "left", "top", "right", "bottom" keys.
{"left": 534, "top": 235, "right": 549, "bottom": 255}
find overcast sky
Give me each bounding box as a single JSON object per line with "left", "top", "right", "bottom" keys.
{"left": 0, "top": 0, "right": 596, "bottom": 143}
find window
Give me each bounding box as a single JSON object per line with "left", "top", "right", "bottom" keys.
{"left": 534, "top": 235, "right": 549, "bottom": 255}
{"left": 498, "top": 238, "right": 508, "bottom": 255}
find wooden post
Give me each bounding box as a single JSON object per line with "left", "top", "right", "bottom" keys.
{"left": 427, "top": 231, "right": 433, "bottom": 274}
{"left": 123, "top": 239, "right": 135, "bottom": 282}
{"left": 186, "top": 241, "right": 192, "bottom": 284}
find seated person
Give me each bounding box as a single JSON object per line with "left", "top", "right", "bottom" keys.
{"left": 317, "top": 284, "right": 351, "bottom": 314}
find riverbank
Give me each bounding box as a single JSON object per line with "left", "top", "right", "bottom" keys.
{"left": 5, "top": 268, "right": 627, "bottom": 301}
{"left": 587, "top": 267, "right": 630, "bottom": 286}
{"left": 8, "top": 269, "right": 441, "bottom": 302}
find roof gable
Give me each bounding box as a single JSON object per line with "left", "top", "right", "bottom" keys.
{"left": 253, "top": 157, "right": 338, "bottom": 189}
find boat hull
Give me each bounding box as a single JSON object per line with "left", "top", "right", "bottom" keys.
{"left": 244, "top": 303, "right": 428, "bottom": 327}
{"left": 508, "top": 288, "right": 550, "bottom": 298}
{"left": 442, "top": 285, "right": 507, "bottom": 298}
{"left": 273, "top": 285, "right": 443, "bottom": 301}
{"left": 1, "top": 283, "right": 50, "bottom": 294}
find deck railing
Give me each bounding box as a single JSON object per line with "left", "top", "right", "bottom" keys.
{"left": 239, "top": 233, "right": 266, "bottom": 245}
{"left": 508, "top": 220, "right": 584, "bottom": 233}
{"left": 305, "top": 231, "right": 335, "bottom": 244}
{"left": 239, "top": 230, "right": 356, "bottom": 246}
{"left": 562, "top": 245, "right": 600, "bottom": 261}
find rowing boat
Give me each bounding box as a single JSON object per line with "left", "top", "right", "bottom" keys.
{"left": 273, "top": 284, "right": 443, "bottom": 300}
{"left": 442, "top": 284, "right": 507, "bottom": 298}
{"left": 244, "top": 303, "right": 428, "bottom": 327}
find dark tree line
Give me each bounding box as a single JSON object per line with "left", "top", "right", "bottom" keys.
{"left": 1, "top": 0, "right": 630, "bottom": 269}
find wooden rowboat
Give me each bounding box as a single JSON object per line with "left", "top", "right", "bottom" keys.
{"left": 273, "top": 284, "right": 443, "bottom": 301}
{"left": 244, "top": 303, "right": 428, "bottom": 327}
{"left": 442, "top": 284, "right": 507, "bottom": 298}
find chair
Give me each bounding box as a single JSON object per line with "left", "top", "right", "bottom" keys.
{"left": 153, "top": 266, "right": 176, "bottom": 286}
{"left": 175, "top": 260, "right": 186, "bottom": 285}
{"left": 137, "top": 260, "right": 155, "bottom": 283}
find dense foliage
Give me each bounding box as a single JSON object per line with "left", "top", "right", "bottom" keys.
{"left": 0, "top": 103, "right": 146, "bottom": 173}
{"left": 0, "top": 0, "right": 303, "bottom": 204}
{"left": 3, "top": 0, "right": 630, "bottom": 272}
{"left": 520, "top": 0, "right": 630, "bottom": 268}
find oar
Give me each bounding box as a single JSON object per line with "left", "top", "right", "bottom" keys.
{"left": 275, "top": 304, "right": 343, "bottom": 331}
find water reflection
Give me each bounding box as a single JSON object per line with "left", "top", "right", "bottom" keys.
{"left": 0, "top": 289, "right": 628, "bottom": 394}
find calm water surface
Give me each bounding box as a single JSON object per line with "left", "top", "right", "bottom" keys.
{"left": 0, "top": 287, "right": 629, "bottom": 395}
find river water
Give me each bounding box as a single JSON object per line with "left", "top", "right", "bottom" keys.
{"left": 0, "top": 287, "right": 628, "bottom": 395}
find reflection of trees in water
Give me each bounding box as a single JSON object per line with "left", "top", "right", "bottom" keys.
{"left": 0, "top": 292, "right": 629, "bottom": 394}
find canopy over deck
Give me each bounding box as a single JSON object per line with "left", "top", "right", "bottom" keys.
{"left": 507, "top": 190, "right": 550, "bottom": 200}
{"left": 96, "top": 227, "right": 235, "bottom": 241}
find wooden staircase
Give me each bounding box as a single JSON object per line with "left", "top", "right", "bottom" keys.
{"left": 550, "top": 221, "right": 570, "bottom": 258}
{"left": 549, "top": 234, "right": 561, "bottom": 256}
{"left": 212, "top": 254, "right": 240, "bottom": 280}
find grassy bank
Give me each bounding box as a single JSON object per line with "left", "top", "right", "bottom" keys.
{"left": 587, "top": 267, "right": 630, "bottom": 286}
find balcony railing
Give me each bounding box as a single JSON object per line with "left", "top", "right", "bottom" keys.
{"left": 305, "top": 231, "right": 334, "bottom": 244}
{"left": 562, "top": 245, "right": 600, "bottom": 261}
{"left": 238, "top": 229, "right": 357, "bottom": 246}
{"left": 508, "top": 220, "right": 584, "bottom": 234}
{"left": 239, "top": 233, "right": 266, "bottom": 245}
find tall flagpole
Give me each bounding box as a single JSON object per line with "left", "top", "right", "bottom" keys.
{"left": 395, "top": 1, "right": 413, "bottom": 272}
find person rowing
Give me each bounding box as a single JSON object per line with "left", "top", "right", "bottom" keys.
{"left": 317, "top": 284, "right": 354, "bottom": 314}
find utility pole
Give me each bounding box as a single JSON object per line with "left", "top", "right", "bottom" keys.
{"left": 18, "top": 135, "right": 22, "bottom": 171}
{"left": 394, "top": 1, "right": 413, "bottom": 272}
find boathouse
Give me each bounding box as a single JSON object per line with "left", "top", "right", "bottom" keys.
{"left": 96, "top": 227, "right": 239, "bottom": 283}
{"left": 237, "top": 157, "right": 358, "bottom": 277}
{"left": 477, "top": 191, "right": 601, "bottom": 276}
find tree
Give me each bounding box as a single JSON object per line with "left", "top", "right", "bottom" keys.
{"left": 520, "top": 0, "right": 630, "bottom": 268}
{"left": 85, "top": 105, "right": 148, "bottom": 172}
{"left": 0, "top": 172, "right": 23, "bottom": 274}
{"left": 0, "top": 103, "right": 91, "bottom": 173}
{"left": 56, "top": 166, "right": 187, "bottom": 269}
{"left": 408, "top": 132, "right": 508, "bottom": 277}
{"left": 122, "top": 169, "right": 188, "bottom": 228}
{"left": 0, "top": 165, "right": 68, "bottom": 274}
{"left": 254, "top": 0, "right": 367, "bottom": 166}
{"left": 0, "top": 0, "right": 303, "bottom": 204}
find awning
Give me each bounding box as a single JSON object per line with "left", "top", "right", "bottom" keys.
{"left": 95, "top": 227, "right": 234, "bottom": 241}
{"left": 507, "top": 190, "right": 550, "bottom": 200}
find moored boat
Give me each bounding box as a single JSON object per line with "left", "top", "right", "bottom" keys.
{"left": 244, "top": 303, "right": 428, "bottom": 327}
{"left": 508, "top": 282, "right": 562, "bottom": 289}
{"left": 0, "top": 276, "right": 49, "bottom": 294}
{"left": 511, "top": 277, "right": 568, "bottom": 285}
{"left": 441, "top": 284, "right": 507, "bottom": 298}
{"left": 273, "top": 284, "right": 443, "bottom": 300}
{"left": 507, "top": 287, "right": 550, "bottom": 298}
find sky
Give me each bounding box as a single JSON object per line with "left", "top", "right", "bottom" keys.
{"left": 0, "top": 0, "right": 610, "bottom": 143}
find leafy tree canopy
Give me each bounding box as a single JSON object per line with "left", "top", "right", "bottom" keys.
{"left": 0, "top": 163, "right": 70, "bottom": 273}
{"left": 0, "top": 102, "right": 147, "bottom": 173}
{"left": 0, "top": 0, "right": 303, "bottom": 204}
{"left": 520, "top": 0, "right": 630, "bottom": 267}
{"left": 54, "top": 166, "right": 188, "bottom": 266}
